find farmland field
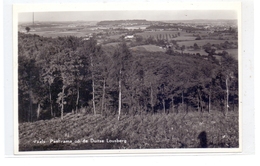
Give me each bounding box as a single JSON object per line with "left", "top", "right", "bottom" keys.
{"left": 19, "top": 111, "right": 239, "bottom": 151}
{"left": 107, "top": 34, "right": 123, "bottom": 40}
{"left": 136, "top": 31, "right": 180, "bottom": 39}
{"left": 20, "top": 25, "right": 100, "bottom": 38}
{"left": 173, "top": 48, "right": 238, "bottom": 59}
{"left": 177, "top": 39, "right": 238, "bottom": 47}
{"left": 174, "top": 36, "right": 197, "bottom": 41}
{"left": 130, "top": 45, "right": 165, "bottom": 52}
{"left": 31, "top": 31, "right": 90, "bottom": 38}
{"left": 225, "top": 49, "right": 238, "bottom": 60}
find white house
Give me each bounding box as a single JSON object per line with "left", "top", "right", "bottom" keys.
{"left": 124, "top": 35, "right": 134, "bottom": 39}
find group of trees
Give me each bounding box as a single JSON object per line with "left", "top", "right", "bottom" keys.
{"left": 18, "top": 32, "right": 238, "bottom": 123}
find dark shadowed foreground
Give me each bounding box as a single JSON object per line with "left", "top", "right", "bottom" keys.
{"left": 19, "top": 111, "right": 239, "bottom": 151}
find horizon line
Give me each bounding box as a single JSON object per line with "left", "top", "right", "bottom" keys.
{"left": 18, "top": 18, "right": 237, "bottom": 23}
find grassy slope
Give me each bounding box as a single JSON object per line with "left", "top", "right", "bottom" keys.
{"left": 130, "top": 45, "right": 165, "bottom": 52}
{"left": 19, "top": 111, "right": 239, "bottom": 151}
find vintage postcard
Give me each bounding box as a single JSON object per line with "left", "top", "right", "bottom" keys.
{"left": 13, "top": 2, "right": 242, "bottom": 155}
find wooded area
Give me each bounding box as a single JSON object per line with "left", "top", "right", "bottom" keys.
{"left": 18, "top": 32, "right": 238, "bottom": 123}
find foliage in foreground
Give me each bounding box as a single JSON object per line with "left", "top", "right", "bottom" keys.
{"left": 19, "top": 111, "right": 239, "bottom": 151}
{"left": 18, "top": 32, "right": 238, "bottom": 123}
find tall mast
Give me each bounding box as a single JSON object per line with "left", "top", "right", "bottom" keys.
{"left": 33, "top": 12, "right": 34, "bottom": 29}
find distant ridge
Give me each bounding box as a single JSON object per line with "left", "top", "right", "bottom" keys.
{"left": 97, "top": 19, "right": 150, "bottom": 26}
{"left": 162, "top": 19, "right": 237, "bottom": 23}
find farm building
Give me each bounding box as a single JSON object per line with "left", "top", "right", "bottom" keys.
{"left": 124, "top": 35, "right": 134, "bottom": 39}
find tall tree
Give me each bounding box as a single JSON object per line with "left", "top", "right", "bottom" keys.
{"left": 113, "top": 42, "right": 132, "bottom": 120}
{"left": 81, "top": 38, "right": 102, "bottom": 115}
{"left": 25, "top": 27, "right": 30, "bottom": 33}
{"left": 220, "top": 54, "right": 238, "bottom": 116}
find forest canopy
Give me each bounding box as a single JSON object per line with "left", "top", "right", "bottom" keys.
{"left": 18, "top": 32, "right": 238, "bottom": 123}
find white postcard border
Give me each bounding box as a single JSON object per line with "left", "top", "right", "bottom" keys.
{"left": 12, "top": 2, "right": 245, "bottom": 156}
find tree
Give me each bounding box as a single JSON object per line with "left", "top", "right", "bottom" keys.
{"left": 55, "top": 50, "right": 72, "bottom": 120}
{"left": 17, "top": 31, "right": 239, "bottom": 122}
{"left": 25, "top": 27, "right": 30, "bottom": 33}
{"left": 113, "top": 42, "right": 132, "bottom": 120}
{"left": 195, "top": 35, "right": 202, "bottom": 40}
{"left": 18, "top": 56, "right": 42, "bottom": 122}
{"left": 38, "top": 43, "right": 60, "bottom": 118}
{"left": 166, "top": 47, "right": 174, "bottom": 55}
{"left": 203, "top": 43, "right": 216, "bottom": 56}
{"left": 220, "top": 55, "right": 238, "bottom": 116}
{"left": 193, "top": 43, "right": 200, "bottom": 50}
{"left": 81, "top": 37, "right": 102, "bottom": 115}
{"left": 181, "top": 45, "right": 185, "bottom": 54}
{"left": 135, "top": 35, "right": 143, "bottom": 43}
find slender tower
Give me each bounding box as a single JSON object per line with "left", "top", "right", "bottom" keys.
{"left": 33, "top": 12, "right": 34, "bottom": 30}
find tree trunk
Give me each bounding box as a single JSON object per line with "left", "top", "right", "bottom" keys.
{"left": 90, "top": 56, "right": 96, "bottom": 115}
{"left": 172, "top": 97, "right": 175, "bottom": 113}
{"left": 101, "top": 77, "right": 106, "bottom": 115}
{"left": 104, "top": 102, "right": 107, "bottom": 114}
{"left": 92, "top": 78, "right": 96, "bottom": 115}
{"left": 28, "top": 72, "right": 33, "bottom": 122}
{"left": 150, "top": 82, "right": 153, "bottom": 113}
{"left": 197, "top": 95, "right": 200, "bottom": 112}
{"left": 49, "top": 85, "right": 53, "bottom": 117}
{"left": 208, "top": 93, "right": 211, "bottom": 113}
{"left": 162, "top": 99, "right": 166, "bottom": 114}
{"left": 118, "top": 69, "right": 122, "bottom": 120}
{"left": 61, "top": 85, "right": 65, "bottom": 120}
{"left": 182, "top": 90, "right": 184, "bottom": 112}
{"left": 198, "top": 89, "right": 203, "bottom": 112}
{"left": 209, "top": 86, "right": 211, "bottom": 113}
{"left": 232, "top": 94, "right": 235, "bottom": 111}
{"left": 37, "top": 103, "right": 41, "bottom": 120}
{"left": 226, "top": 77, "right": 229, "bottom": 116}
{"left": 28, "top": 88, "right": 33, "bottom": 122}
{"left": 76, "top": 85, "right": 79, "bottom": 114}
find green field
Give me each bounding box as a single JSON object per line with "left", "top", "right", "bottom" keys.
{"left": 175, "top": 48, "right": 238, "bottom": 58}
{"left": 177, "top": 39, "right": 238, "bottom": 47}
{"left": 130, "top": 45, "right": 165, "bottom": 52}
{"left": 24, "top": 26, "right": 98, "bottom": 38}
{"left": 31, "top": 31, "right": 89, "bottom": 38}
{"left": 136, "top": 31, "right": 180, "bottom": 39}
{"left": 174, "top": 36, "right": 197, "bottom": 41}
{"left": 225, "top": 49, "right": 238, "bottom": 60}
{"left": 19, "top": 111, "right": 239, "bottom": 151}
{"left": 107, "top": 34, "right": 123, "bottom": 40}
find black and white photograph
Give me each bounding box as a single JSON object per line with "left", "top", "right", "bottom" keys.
{"left": 13, "top": 3, "right": 242, "bottom": 154}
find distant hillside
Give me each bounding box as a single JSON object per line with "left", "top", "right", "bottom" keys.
{"left": 163, "top": 19, "right": 237, "bottom": 25}
{"left": 97, "top": 19, "right": 150, "bottom": 26}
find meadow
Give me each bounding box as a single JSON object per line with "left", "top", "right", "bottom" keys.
{"left": 31, "top": 31, "right": 89, "bottom": 38}
{"left": 136, "top": 31, "right": 181, "bottom": 39}
{"left": 130, "top": 45, "right": 165, "bottom": 52}
{"left": 177, "top": 39, "right": 238, "bottom": 47}
{"left": 225, "top": 49, "right": 238, "bottom": 60}
{"left": 22, "top": 25, "right": 98, "bottom": 38}
{"left": 19, "top": 111, "right": 239, "bottom": 151}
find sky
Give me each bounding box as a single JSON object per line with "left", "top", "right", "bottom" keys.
{"left": 18, "top": 10, "right": 237, "bottom": 22}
